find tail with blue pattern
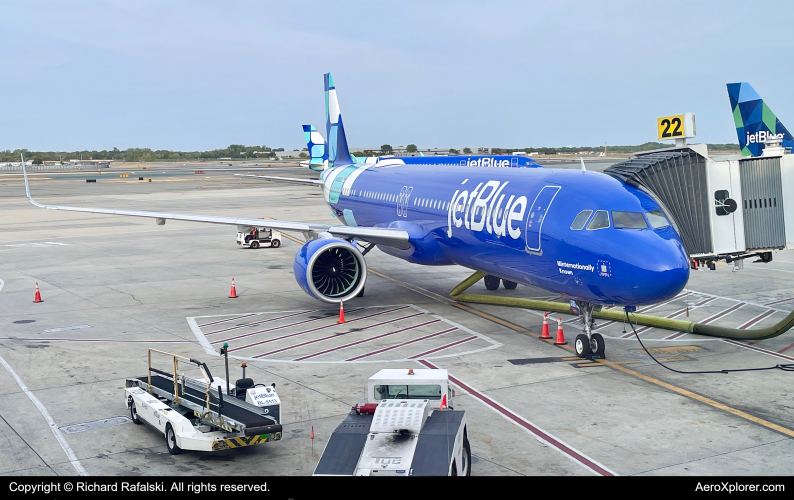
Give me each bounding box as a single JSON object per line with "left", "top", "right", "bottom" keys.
{"left": 727, "top": 82, "right": 794, "bottom": 157}
{"left": 325, "top": 73, "right": 355, "bottom": 167}
{"left": 302, "top": 124, "right": 327, "bottom": 171}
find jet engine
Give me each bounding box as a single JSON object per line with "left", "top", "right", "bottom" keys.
{"left": 293, "top": 238, "right": 367, "bottom": 303}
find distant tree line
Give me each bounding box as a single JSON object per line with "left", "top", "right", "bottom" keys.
{"left": 0, "top": 145, "right": 283, "bottom": 163}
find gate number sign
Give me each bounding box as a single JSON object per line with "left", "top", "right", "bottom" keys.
{"left": 656, "top": 113, "right": 696, "bottom": 140}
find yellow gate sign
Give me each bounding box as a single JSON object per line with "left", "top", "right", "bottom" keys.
{"left": 657, "top": 113, "right": 696, "bottom": 140}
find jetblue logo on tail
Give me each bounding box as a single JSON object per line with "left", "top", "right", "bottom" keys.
{"left": 727, "top": 82, "right": 794, "bottom": 157}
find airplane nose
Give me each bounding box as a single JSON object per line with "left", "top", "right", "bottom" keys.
{"left": 638, "top": 237, "right": 690, "bottom": 304}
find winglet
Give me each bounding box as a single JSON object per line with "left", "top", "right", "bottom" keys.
{"left": 21, "top": 154, "right": 44, "bottom": 208}
{"left": 580, "top": 157, "right": 587, "bottom": 171}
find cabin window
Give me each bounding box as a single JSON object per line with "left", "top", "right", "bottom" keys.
{"left": 646, "top": 210, "right": 671, "bottom": 229}
{"left": 612, "top": 211, "right": 647, "bottom": 229}
{"left": 586, "top": 210, "right": 610, "bottom": 230}
{"left": 570, "top": 210, "right": 592, "bottom": 230}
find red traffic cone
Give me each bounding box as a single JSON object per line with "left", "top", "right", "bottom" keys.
{"left": 540, "top": 312, "right": 551, "bottom": 339}
{"left": 229, "top": 278, "right": 238, "bottom": 298}
{"left": 34, "top": 282, "right": 43, "bottom": 303}
{"left": 554, "top": 317, "right": 567, "bottom": 345}
{"left": 337, "top": 299, "right": 345, "bottom": 324}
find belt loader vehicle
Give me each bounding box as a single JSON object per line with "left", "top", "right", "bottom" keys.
{"left": 125, "top": 349, "right": 282, "bottom": 454}
{"left": 314, "top": 368, "right": 471, "bottom": 476}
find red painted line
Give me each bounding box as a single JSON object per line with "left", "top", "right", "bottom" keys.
{"left": 204, "top": 310, "right": 313, "bottom": 335}
{"left": 417, "top": 359, "right": 614, "bottom": 476}
{"left": 345, "top": 328, "right": 456, "bottom": 361}
{"left": 664, "top": 332, "right": 686, "bottom": 340}
{"left": 701, "top": 302, "right": 745, "bottom": 325}
{"left": 621, "top": 297, "right": 716, "bottom": 338}
{"left": 250, "top": 312, "right": 424, "bottom": 357}
{"left": 764, "top": 297, "right": 794, "bottom": 306}
{"left": 293, "top": 320, "right": 444, "bottom": 361}
{"left": 408, "top": 336, "right": 476, "bottom": 359}
{"left": 198, "top": 313, "right": 257, "bottom": 328}
{"left": 724, "top": 339, "right": 794, "bottom": 363}
{"left": 778, "top": 342, "right": 794, "bottom": 354}
{"left": 596, "top": 292, "right": 689, "bottom": 330}
{"left": 738, "top": 309, "right": 776, "bottom": 330}
{"left": 221, "top": 306, "right": 408, "bottom": 347}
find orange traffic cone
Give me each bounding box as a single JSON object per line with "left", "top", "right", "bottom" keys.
{"left": 229, "top": 278, "right": 238, "bottom": 298}
{"left": 34, "top": 282, "right": 42, "bottom": 303}
{"left": 540, "top": 312, "right": 551, "bottom": 339}
{"left": 337, "top": 299, "right": 345, "bottom": 324}
{"left": 554, "top": 317, "right": 567, "bottom": 345}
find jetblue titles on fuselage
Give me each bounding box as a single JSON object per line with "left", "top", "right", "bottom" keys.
{"left": 321, "top": 162, "right": 690, "bottom": 307}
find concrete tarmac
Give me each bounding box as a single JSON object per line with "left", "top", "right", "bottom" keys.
{"left": 0, "top": 161, "right": 793, "bottom": 476}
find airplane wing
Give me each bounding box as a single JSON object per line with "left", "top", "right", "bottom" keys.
{"left": 234, "top": 174, "right": 323, "bottom": 186}
{"left": 22, "top": 163, "right": 411, "bottom": 249}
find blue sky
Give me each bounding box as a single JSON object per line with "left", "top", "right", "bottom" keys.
{"left": 2, "top": 1, "right": 793, "bottom": 151}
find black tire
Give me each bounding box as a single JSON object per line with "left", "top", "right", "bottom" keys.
{"left": 574, "top": 334, "right": 591, "bottom": 358}
{"left": 250, "top": 240, "right": 260, "bottom": 249}
{"left": 591, "top": 333, "right": 605, "bottom": 356}
{"left": 462, "top": 435, "right": 472, "bottom": 476}
{"left": 484, "top": 275, "right": 500, "bottom": 291}
{"left": 271, "top": 239, "right": 281, "bottom": 248}
{"left": 450, "top": 459, "right": 458, "bottom": 476}
{"left": 502, "top": 279, "right": 517, "bottom": 290}
{"left": 165, "top": 424, "right": 181, "bottom": 455}
{"left": 130, "top": 400, "right": 141, "bottom": 425}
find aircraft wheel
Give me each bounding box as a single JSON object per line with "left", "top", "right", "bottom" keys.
{"left": 129, "top": 400, "right": 141, "bottom": 425}
{"left": 574, "top": 334, "right": 591, "bottom": 358}
{"left": 462, "top": 435, "right": 472, "bottom": 476}
{"left": 165, "top": 424, "right": 182, "bottom": 455}
{"left": 502, "top": 279, "right": 517, "bottom": 290}
{"left": 250, "top": 241, "right": 260, "bottom": 249}
{"left": 591, "top": 333, "right": 605, "bottom": 356}
{"left": 484, "top": 275, "right": 500, "bottom": 291}
{"left": 271, "top": 239, "right": 281, "bottom": 248}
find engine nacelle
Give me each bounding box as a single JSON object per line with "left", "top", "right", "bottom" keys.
{"left": 293, "top": 238, "right": 367, "bottom": 303}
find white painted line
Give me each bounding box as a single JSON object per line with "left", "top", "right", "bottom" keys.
{"left": 0, "top": 279, "right": 4, "bottom": 292}
{"left": 0, "top": 353, "right": 88, "bottom": 475}
{"left": 186, "top": 316, "right": 218, "bottom": 356}
{"left": 42, "top": 325, "right": 91, "bottom": 333}
{"left": 418, "top": 359, "right": 616, "bottom": 476}
{"left": 723, "top": 339, "right": 794, "bottom": 363}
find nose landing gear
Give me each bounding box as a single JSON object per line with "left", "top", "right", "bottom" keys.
{"left": 572, "top": 300, "right": 606, "bottom": 359}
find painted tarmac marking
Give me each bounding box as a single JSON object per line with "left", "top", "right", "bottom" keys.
{"left": 408, "top": 336, "right": 477, "bottom": 359}
{"left": 0, "top": 279, "right": 4, "bottom": 292}
{"left": 417, "top": 359, "right": 615, "bottom": 476}
{"left": 252, "top": 312, "right": 424, "bottom": 358}
{"left": 345, "top": 328, "right": 456, "bottom": 361}
{"left": 198, "top": 313, "right": 257, "bottom": 328}
{"left": 0, "top": 353, "right": 88, "bottom": 475}
{"left": 229, "top": 307, "right": 412, "bottom": 352}
{"left": 621, "top": 297, "right": 717, "bottom": 338}
{"left": 293, "top": 319, "right": 443, "bottom": 361}
{"left": 591, "top": 291, "right": 690, "bottom": 329}
{"left": 722, "top": 339, "right": 794, "bottom": 364}
{"left": 42, "top": 325, "right": 91, "bottom": 333}
{"left": 662, "top": 302, "right": 746, "bottom": 340}
{"left": 777, "top": 342, "right": 794, "bottom": 354}
{"left": 0, "top": 337, "right": 194, "bottom": 343}
{"left": 204, "top": 311, "right": 330, "bottom": 342}
{"left": 738, "top": 309, "right": 776, "bottom": 329}
{"left": 764, "top": 297, "right": 794, "bottom": 306}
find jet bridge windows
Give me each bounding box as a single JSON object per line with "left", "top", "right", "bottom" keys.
{"left": 374, "top": 384, "right": 442, "bottom": 400}
{"left": 586, "top": 210, "right": 610, "bottom": 230}
{"left": 570, "top": 210, "right": 593, "bottom": 230}
{"left": 612, "top": 211, "right": 648, "bottom": 229}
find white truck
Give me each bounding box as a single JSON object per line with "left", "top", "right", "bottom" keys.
{"left": 125, "top": 349, "right": 282, "bottom": 454}
{"left": 314, "top": 368, "right": 471, "bottom": 476}
{"left": 236, "top": 226, "right": 282, "bottom": 249}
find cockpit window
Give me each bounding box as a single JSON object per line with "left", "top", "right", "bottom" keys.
{"left": 586, "top": 210, "right": 610, "bottom": 230}
{"left": 612, "top": 211, "right": 648, "bottom": 229}
{"left": 646, "top": 209, "right": 671, "bottom": 229}
{"left": 570, "top": 210, "right": 593, "bottom": 230}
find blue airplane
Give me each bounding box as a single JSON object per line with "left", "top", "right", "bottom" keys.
{"left": 728, "top": 82, "right": 794, "bottom": 157}
{"left": 22, "top": 72, "right": 690, "bottom": 358}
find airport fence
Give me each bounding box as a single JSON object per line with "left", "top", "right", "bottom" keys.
{"left": 0, "top": 163, "right": 110, "bottom": 171}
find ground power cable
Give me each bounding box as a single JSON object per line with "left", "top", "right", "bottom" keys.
{"left": 626, "top": 311, "right": 794, "bottom": 374}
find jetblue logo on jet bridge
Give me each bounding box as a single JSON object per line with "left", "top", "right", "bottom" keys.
{"left": 447, "top": 179, "right": 527, "bottom": 239}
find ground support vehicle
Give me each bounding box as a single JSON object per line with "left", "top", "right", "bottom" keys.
{"left": 236, "top": 227, "right": 282, "bottom": 249}
{"left": 124, "top": 349, "right": 282, "bottom": 454}
{"left": 314, "top": 368, "right": 470, "bottom": 476}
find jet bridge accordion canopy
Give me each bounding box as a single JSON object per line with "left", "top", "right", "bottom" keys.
{"left": 604, "top": 148, "right": 712, "bottom": 256}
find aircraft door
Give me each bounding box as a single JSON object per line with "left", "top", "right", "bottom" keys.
{"left": 511, "top": 157, "right": 518, "bottom": 167}
{"left": 525, "top": 185, "right": 561, "bottom": 253}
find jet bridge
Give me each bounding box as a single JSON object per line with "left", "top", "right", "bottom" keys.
{"left": 604, "top": 140, "right": 794, "bottom": 268}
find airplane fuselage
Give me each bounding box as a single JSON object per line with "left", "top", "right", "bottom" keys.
{"left": 321, "top": 163, "right": 690, "bottom": 307}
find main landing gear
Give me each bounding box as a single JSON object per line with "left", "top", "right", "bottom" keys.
{"left": 484, "top": 274, "right": 518, "bottom": 291}
{"left": 572, "top": 300, "right": 605, "bottom": 360}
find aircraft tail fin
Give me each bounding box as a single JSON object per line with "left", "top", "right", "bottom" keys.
{"left": 727, "top": 82, "right": 794, "bottom": 157}
{"left": 325, "top": 73, "right": 354, "bottom": 167}
{"left": 302, "top": 124, "right": 328, "bottom": 171}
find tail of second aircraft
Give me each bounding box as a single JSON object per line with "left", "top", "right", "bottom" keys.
{"left": 302, "top": 125, "right": 328, "bottom": 171}
{"left": 325, "top": 73, "right": 355, "bottom": 167}
{"left": 727, "top": 82, "right": 794, "bottom": 157}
